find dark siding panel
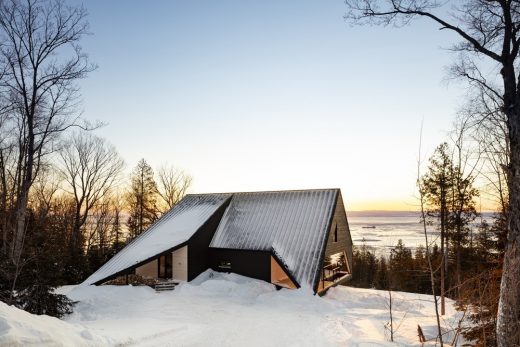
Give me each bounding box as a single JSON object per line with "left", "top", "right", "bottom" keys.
{"left": 208, "top": 249, "right": 271, "bottom": 283}
{"left": 187, "top": 199, "right": 232, "bottom": 281}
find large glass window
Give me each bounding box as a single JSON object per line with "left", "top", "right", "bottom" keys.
{"left": 322, "top": 251, "right": 350, "bottom": 282}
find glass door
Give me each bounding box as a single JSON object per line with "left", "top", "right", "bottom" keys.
{"left": 158, "top": 253, "right": 173, "bottom": 279}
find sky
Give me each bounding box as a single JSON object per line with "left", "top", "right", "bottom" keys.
{"left": 73, "top": 0, "right": 472, "bottom": 211}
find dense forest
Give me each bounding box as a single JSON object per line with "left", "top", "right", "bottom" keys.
{"left": 0, "top": 148, "right": 191, "bottom": 316}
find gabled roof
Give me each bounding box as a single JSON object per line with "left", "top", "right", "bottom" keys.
{"left": 209, "top": 189, "right": 339, "bottom": 289}
{"left": 83, "top": 194, "right": 232, "bottom": 285}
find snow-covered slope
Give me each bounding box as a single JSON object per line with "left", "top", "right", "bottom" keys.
{"left": 0, "top": 300, "right": 111, "bottom": 346}
{"left": 1, "top": 271, "right": 466, "bottom": 346}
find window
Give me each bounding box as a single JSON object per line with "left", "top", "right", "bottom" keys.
{"left": 219, "top": 260, "right": 231, "bottom": 270}
{"left": 158, "top": 253, "right": 172, "bottom": 279}
{"left": 322, "top": 251, "right": 350, "bottom": 282}
{"left": 333, "top": 224, "right": 338, "bottom": 243}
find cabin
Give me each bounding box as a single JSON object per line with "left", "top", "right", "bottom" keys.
{"left": 83, "top": 189, "right": 353, "bottom": 294}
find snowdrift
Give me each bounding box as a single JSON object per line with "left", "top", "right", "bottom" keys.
{"left": 1, "top": 270, "right": 465, "bottom": 346}
{"left": 0, "top": 300, "right": 110, "bottom": 346}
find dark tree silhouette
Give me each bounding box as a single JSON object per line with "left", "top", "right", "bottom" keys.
{"left": 59, "top": 131, "right": 124, "bottom": 281}
{"left": 126, "top": 159, "right": 159, "bottom": 239}
{"left": 0, "top": 0, "right": 94, "bottom": 303}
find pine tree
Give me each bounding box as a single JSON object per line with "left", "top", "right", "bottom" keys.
{"left": 421, "top": 142, "right": 453, "bottom": 314}
{"left": 374, "top": 256, "right": 389, "bottom": 290}
{"left": 413, "top": 245, "right": 432, "bottom": 294}
{"left": 448, "top": 162, "right": 479, "bottom": 295}
{"left": 351, "top": 244, "right": 378, "bottom": 288}
{"left": 389, "top": 240, "right": 414, "bottom": 292}
{"left": 126, "top": 159, "right": 159, "bottom": 240}
{"left": 111, "top": 204, "right": 125, "bottom": 253}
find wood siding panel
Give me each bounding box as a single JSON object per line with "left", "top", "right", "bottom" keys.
{"left": 270, "top": 256, "right": 297, "bottom": 289}
{"left": 324, "top": 193, "right": 352, "bottom": 267}
{"left": 172, "top": 246, "right": 188, "bottom": 281}
{"left": 315, "top": 192, "right": 353, "bottom": 294}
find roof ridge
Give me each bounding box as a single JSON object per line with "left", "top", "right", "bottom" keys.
{"left": 186, "top": 188, "right": 340, "bottom": 196}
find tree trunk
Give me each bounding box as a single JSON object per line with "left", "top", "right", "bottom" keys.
{"left": 428, "top": 242, "right": 444, "bottom": 347}
{"left": 497, "top": 106, "right": 520, "bottom": 346}
{"left": 456, "top": 217, "right": 462, "bottom": 298}
{"left": 389, "top": 289, "right": 394, "bottom": 342}
{"left": 0, "top": 152, "right": 8, "bottom": 253}
{"left": 12, "top": 184, "right": 29, "bottom": 263}
{"left": 441, "top": 254, "right": 446, "bottom": 315}
{"left": 440, "top": 195, "right": 446, "bottom": 315}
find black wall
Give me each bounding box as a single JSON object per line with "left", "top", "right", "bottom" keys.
{"left": 208, "top": 248, "right": 271, "bottom": 283}
{"left": 187, "top": 199, "right": 232, "bottom": 281}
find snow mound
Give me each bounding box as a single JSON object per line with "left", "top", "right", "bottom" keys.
{"left": 0, "top": 301, "right": 111, "bottom": 346}
{"left": 175, "top": 270, "right": 276, "bottom": 300}
{"left": 2, "top": 271, "right": 466, "bottom": 346}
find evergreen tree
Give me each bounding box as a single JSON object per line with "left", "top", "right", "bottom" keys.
{"left": 389, "top": 240, "right": 414, "bottom": 292}
{"left": 458, "top": 215, "right": 507, "bottom": 346}
{"left": 413, "top": 245, "right": 432, "bottom": 294}
{"left": 126, "top": 159, "right": 159, "bottom": 239}
{"left": 350, "top": 244, "right": 378, "bottom": 288}
{"left": 111, "top": 202, "right": 125, "bottom": 253}
{"left": 448, "top": 161, "right": 479, "bottom": 294}
{"left": 0, "top": 194, "right": 75, "bottom": 318}
{"left": 421, "top": 142, "right": 453, "bottom": 314}
{"left": 374, "top": 256, "right": 389, "bottom": 290}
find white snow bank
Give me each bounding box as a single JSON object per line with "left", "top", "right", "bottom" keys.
{"left": 2, "top": 270, "right": 466, "bottom": 346}
{"left": 0, "top": 301, "right": 111, "bottom": 346}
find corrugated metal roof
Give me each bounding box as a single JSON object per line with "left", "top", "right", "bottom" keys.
{"left": 210, "top": 189, "right": 338, "bottom": 289}
{"left": 83, "top": 194, "right": 232, "bottom": 285}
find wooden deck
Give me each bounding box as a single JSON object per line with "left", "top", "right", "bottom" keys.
{"left": 317, "top": 273, "right": 352, "bottom": 295}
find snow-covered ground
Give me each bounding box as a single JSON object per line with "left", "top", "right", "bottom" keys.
{"left": 1, "top": 270, "right": 465, "bottom": 346}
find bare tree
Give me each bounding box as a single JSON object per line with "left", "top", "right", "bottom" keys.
{"left": 418, "top": 134, "right": 444, "bottom": 347}
{"left": 30, "top": 163, "right": 61, "bottom": 216}
{"left": 461, "top": 90, "right": 510, "bottom": 217}
{"left": 448, "top": 120, "right": 480, "bottom": 297}
{"left": 157, "top": 164, "right": 192, "bottom": 212}
{"left": 0, "top": 124, "right": 14, "bottom": 252}
{"left": 0, "top": 0, "right": 95, "bottom": 298}
{"left": 345, "top": 2, "right": 520, "bottom": 344}
{"left": 84, "top": 199, "right": 113, "bottom": 254}
{"left": 59, "top": 131, "right": 123, "bottom": 277}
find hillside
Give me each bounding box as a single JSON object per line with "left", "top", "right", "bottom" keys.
{"left": 1, "top": 270, "right": 465, "bottom": 346}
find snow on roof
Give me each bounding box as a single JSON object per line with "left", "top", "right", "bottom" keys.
{"left": 83, "top": 194, "right": 232, "bottom": 285}
{"left": 210, "top": 189, "right": 339, "bottom": 289}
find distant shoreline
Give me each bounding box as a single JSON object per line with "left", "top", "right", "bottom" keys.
{"left": 347, "top": 210, "right": 496, "bottom": 217}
